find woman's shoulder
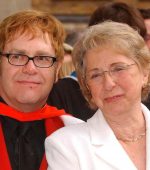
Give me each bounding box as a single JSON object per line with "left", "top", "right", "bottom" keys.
{"left": 46, "top": 121, "right": 89, "bottom": 144}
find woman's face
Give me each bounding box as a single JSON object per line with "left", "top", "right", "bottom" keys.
{"left": 85, "top": 47, "right": 148, "bottom": 116}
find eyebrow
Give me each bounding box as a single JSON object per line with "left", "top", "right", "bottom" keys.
{"left": 6, "top": 49, "right": 55, "bottom": 56}
{"left": 4, "top": 48, "right": 24, "bottom": 53}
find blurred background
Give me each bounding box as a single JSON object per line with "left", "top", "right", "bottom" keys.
{"left": 0, "top": 0, "right": 149, "bottom": 32}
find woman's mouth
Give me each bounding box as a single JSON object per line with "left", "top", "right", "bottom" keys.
{"left": 104, "top": 94, "right": 123, "bottom": 102}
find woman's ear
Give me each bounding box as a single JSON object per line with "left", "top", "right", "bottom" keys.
{"left": 142, "top": 68, "right": 149, "bottom": 87}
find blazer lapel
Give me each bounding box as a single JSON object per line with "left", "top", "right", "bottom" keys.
{"left": 142, "top": 104, "right": 150, "bottom": 170}
{"left": 93, "top": 138, "right": 137, "bottom": 170}
{"left": 87, "top": 110, "right": 137, "bottom": 170}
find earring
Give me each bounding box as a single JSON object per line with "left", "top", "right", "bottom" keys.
{"left": 143, "top": 83, "right": 147, "bottom": 88}
{"left": 85, "top": 83, "right": 90, "bottom": 91}
{"left": 143, "top": 83, "right": 150, "bottom": 88}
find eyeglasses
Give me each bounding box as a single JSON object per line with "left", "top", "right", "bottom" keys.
{"left": 86, "top": 63, "right": 136, "bottom": 84}
{"left": 0, "top": 53, "right": 57, "bottom": 68}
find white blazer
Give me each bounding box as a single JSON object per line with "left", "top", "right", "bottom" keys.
{"left": 45, "top": 104, "right": 150, "bottom": 170}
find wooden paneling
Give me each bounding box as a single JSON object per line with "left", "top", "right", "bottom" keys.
{"left": 32, "top": 0, "right": 150, "bottom": 15}
{"left": 32, "top": 0, "right": 150, "bottom": 31}
{"left": 32, "top": 0, "right": 104, "bottom": 15}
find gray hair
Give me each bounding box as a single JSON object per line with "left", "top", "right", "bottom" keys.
{"left": 72, "top": 21, "right": 150, "bottom": 109}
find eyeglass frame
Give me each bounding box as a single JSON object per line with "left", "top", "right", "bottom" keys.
{"left": 85, "top": 63, "right": 136, "bottom": 83}
{"left": 0, "top": 53, "right": 57, "bottom": 68}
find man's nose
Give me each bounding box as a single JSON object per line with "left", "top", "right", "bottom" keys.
{"left": 22, "top": 60, "right": 37, "bottom": 75}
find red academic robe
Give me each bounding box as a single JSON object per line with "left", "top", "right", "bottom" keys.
{"left": 0, "top": 102, "right": 67, "bottom": 170}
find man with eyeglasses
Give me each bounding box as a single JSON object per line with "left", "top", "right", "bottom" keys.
{"left": 0, "top": 10, "right": 82, "bottom": 170}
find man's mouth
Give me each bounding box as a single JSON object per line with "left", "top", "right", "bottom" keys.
{"left": 17, "top": 80, "right": 41, "bottom": 87}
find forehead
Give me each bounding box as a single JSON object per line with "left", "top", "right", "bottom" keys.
{"left": 7, "top": 30, "right": 51, "bottom": 44}
{"left": 84, "top": 47, "right": 133, "bottom": 68}
{"left": 85, "top": 47, "right": 131, "bottom": 61}
{"left": 3, "top": 32, "right": 55, "bottom": 55}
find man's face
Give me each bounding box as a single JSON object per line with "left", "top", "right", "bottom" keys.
{"left": 0, "top": 33, "right": 59, "bottom": 112}
{"left": 145, "top": 19, "right": 150, "bottom": 49}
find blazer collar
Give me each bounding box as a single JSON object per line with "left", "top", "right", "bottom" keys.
{"left": 87, "top": 109, "right": 116, "bottom": 145}
{"left": 87, "top": 104, "right": 150, "bottom": 170}
{"left": 141, "top": 104, "right": 150, "bottom": 170}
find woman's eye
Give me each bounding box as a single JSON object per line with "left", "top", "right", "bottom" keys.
{"left": 90, "top": 73, "right": 102, "bottom": 79}
{"left": 113, "top": 66, "right": 126, "bottom": 72}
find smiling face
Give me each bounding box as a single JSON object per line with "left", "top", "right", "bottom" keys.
{"left": 85, "top": 47, "right": 148, "bottom": 116}
{"left": 0, "top": 33, "right": 60, "bottom": 112}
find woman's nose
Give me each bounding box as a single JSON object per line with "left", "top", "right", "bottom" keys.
{"left": 103, "top": 73, "right": 116, "bottom": 90}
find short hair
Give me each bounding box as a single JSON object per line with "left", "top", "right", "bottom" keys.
{"left": 73, "top": 21, "right": 150, "bottom": 109}
{"left": 139, "top": 8, "right": 150, "bottom": 19}
{"left": 88, "top": 2, "right": 146, "bottom": 38}
{"left": 0, "top": 10, "right": 65, "bottom": 61}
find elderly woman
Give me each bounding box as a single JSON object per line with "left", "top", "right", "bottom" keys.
{"left": 45, "top": 21, "right": 150, "bottom": 170}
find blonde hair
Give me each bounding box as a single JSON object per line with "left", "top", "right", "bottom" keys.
{"left": 72, "top": 21, "right": 150, "bottom": 109}
{"left": 58, "top": 60, "right": 75, "bottom": 78}
{"left": 0, "top": 9, "right": 65, "bottom": 61}
{"left": 58, "top": 43, "right": 75, "bottom": 78}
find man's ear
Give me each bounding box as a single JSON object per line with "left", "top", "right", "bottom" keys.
{"left": 55, "top": 61, "right": 62, "bottom": 82}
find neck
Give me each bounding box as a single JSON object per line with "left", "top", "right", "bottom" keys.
{"left": 0, "top": 96, "right": 46, "bottom": 113}
{"left": 103, "top": 104, "right": 146, "bottom": 142}
{"left": 12, "top": 103, "right": 45, "bottom": 112}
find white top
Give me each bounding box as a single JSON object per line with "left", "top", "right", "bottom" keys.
{"left": 45, "top": 104, "right": 150, "bottom": 170}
